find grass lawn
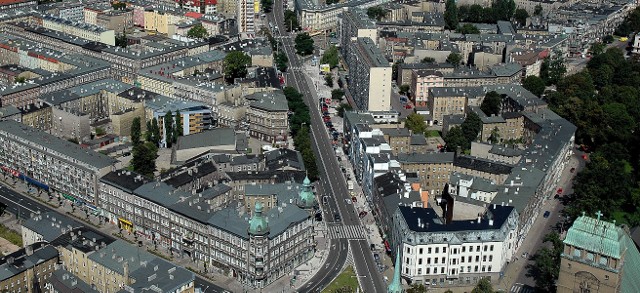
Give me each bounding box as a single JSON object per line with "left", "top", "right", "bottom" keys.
{"left": 321, "top": 266, "right": 360, "bottom": 293}
{"left": 425, "top": 130, "right": 441, "bottom": 138}
{"left": 0, "top": 223, "right": 22, "bottom": 247}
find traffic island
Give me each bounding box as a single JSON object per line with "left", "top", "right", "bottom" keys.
{"left": 321, "top": 266, "right": 360, "bottom": 293}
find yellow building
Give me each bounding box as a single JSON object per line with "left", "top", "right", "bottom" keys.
{"left": 0, "top": 243, "right": 58, "bottom": 293}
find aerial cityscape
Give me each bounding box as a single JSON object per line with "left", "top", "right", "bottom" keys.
{"left": 0, "top": 0, "right": 638, "bottom": 292}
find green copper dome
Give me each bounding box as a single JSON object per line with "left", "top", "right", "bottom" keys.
{"left": 298, "top": 176, "right": 315, "bottom": 209}
{"left": 248, "top": 202, "right": 269, "bottom": 236}
{"left": 388, "top": 247, "right": 403, "bottom": 293}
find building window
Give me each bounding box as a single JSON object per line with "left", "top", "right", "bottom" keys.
{"left": 418, "top": 258, "right": 422, "bottom": 265}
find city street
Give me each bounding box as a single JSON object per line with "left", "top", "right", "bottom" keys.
{"left": 498, "top": 149, "right": 586, "bottom": 292}
{"left": 0, "top": 178, "right": 230, "bottom": 293}
{"left": 269, "top": 1, "right": 387, "bottom": 292}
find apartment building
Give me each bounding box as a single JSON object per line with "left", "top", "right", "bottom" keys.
{"left": 381, "top": 128, "right": 411, "bottom": 155}
{"left": 53, "top": 230, "right": 195, "bottom": 293}
{"left": 96, "top": 9, "right": 134, "bottom": 31}
{"left": 343, "top": 37, "right": 391, "bottom": 111}
{"left": 237, "top": 0, "right": 255, "bottom": 38}
{"left": 296, "top": 0, "right": 390, "bottom": 33}
{"left": 390, "top": 205, "right": 519, "bottom": 287}
{"left": 98, "top": 170, "right": 315, "bottom": 288}
{"left": 145, "top": 95, "right": 214, "bottom": 148}
{"left": 0, "top": 120, "right": 116, "bottom": 208}
{"left": 428, "top": 87, "right": 468, "bottom": 126}
{"left": 41, "top": 15, "right": 115, "bottom": 46}
{"left": 396, "top": 152, "right": 455, "bottom": 196}
{"left": 246, "top": 91, "right": 289, "bottom": 145}
{"left": 448, "top": 172, "right": 499, "bottom": 203}
{"left": 470, "top": 142, "right": 523, "bottom": 165}
{"left": 339, "top": 7, "right": 377, "bottom": 50}
{"left": 0, "top": 0, "right": 35, "bottom": 12}
{"left": 412, "top": 70, "right": 444, "bottom": 106}
{"left": 453, "top": 155, "right": 513, "bottom": 185}
{"left": 22, "top": 212, "right": 81, "bottom": 246}
{"left": 0, "top": 243, "right": 59, "bottom": 293}
{"left": 84, "top": 2, "right": 112, "bottom": 25}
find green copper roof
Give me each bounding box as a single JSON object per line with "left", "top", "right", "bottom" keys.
{"left": 620, "top": 233, "right": 640, "bottom": 293}
{"left": 248, "top": 202, "right": 269, "bottom": 235}
{"left": 388, "top": 247, "right": 403, "bottom": 293}
{"left": 564, "top": 214, "right": 624, "bottom": 259}
{"left": 298, "top": 176, "right": 315, "bottom": 209}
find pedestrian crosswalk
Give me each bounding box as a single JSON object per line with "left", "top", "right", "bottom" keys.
{"left": 327, "top": 224, "right": 366, "bottom": 239}
{"left": 510, "top": 283, "right": 534, "bottom": 293}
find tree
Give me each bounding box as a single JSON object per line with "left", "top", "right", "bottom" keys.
{"left": 223, "top": 51, "right": 251, "bottom": 83}
{"left": 131, "top": 142, "right": 158, "bottom": 178}
{"left": 174, "top": 110, "right": 183, "bottom": 140}
{"left": 187, "top": 23, "right": 208, "bottom": 39}
{"left": 115, "top": 29, "right": 127, "bottom": 48}
{"left": 457, "top": 23, "right": 480, "bottom": 34}
{"left": 540, "top": 56, "right": 566, "bottom": 85}
{"left": 522, "top": 75, "right": 546, "bottom": 97}
{"left": 528, "top": 232, "right": 563, "bottom": 292}
{"left": 461, "top": 112, "right": 482, "bottom": 146}
{"left": 444, "top": 0, "right": 458, "bottom": 30}
{"left": 150, "top": 118, "right": 161, "bottom": 146}
{"left": 261, "top": 0, "right": 273, "bottom": 12}
{"left": 590, "top": 42, "right": 606, "bottom": 56}
{"left": 603, "top": 35, "right": 615, "bottom": 44}
{"left": 14, "top": 76, "right": 26, "bottom": 83}
{"left": 493, "top": 0, "right": 516, "bottom": 21}
{"left": 406, "top": 284, "right": 428, "bottom": 293}
{"left": 0, "top": 202, "right": 6, "bottom": 217}
{"left": 131, "top": 117, "right": 142, "bottom": 146}
{"left": 366, "top": 6, "right": 386, "bottom": 21}
{"left": 514, "top": 8, "right": 529, "bottom": 26}
{"left": 331, "top": 89, "right": 345, "bottom": 102}
{"left": 421, "top": 56, "right": 436, "bottom": 63}
{"left": 444, "top": 126, "right": 466, "bottom": 152}
{"left": 325, "top": 73, "right": 334, "bottom": 87}
{"left": 399, "top": 84, "right": 411, "bottom": 96}
{"left": 405, "top": 113, "right": 428, "bottom": 134}
{"left": 95, "top": 127, "right": 106, "bottom": 136}
{"left": 294, "top": 33, "right": 315, "bottom": 56}
{"left": 336, "top": 103, "right": 353, "bottom": 118}
{"left": 392, "top": 60, "right": 403, "bottom": 82}
{"left": 275, "top": 51, "right": 289, "bottom": 72}
{"left": 284, "top": 10, "right": 300, "bottom": 32}
{"left": 534, "top": 4, "right": 543, "bottom": 16}
{"left": 446, "top": 52, "right": 462, "bottom": 67}
{"left": 321, "top": 45, "right": 339, "bottom": 68}
{"left": 489, "top": 127, "right": 500, "bottom": 144}
{"left": 480, "top": 91, "right": 502, "bottom": 116}
{"left": 326, "top": 0, "right": 339, "bottom": 4}
{"left": 164, "top": 111, "right": 174, "bottom": 148}
{"left": 466, "top": 4, "right": 484, "bottom": 22}
{"left": 472, "top": 277, "right": 494, "bottom": 293}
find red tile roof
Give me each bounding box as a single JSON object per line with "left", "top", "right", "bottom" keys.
{"left": 185, "top": 11, "right": 204, "bottom": 19}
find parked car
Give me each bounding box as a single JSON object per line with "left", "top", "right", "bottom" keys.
{"left": 570, "top": 167, "right": 576, "bottom": 173}
{"left": 344, "top": 198, "right": 352, "bottom": 205}
{"left": 557, "top": 188, "right": 563, "bottom": 195}
{"left": 543, "top": 211, "right": 551, "bottom": 218}
{"left": 334, "top": 213, "right": 341, "bottom": 221}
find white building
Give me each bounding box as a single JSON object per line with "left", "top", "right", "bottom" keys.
{"left": 237, "top": 0, "right": 255, "bottom": 38}
{"left": 448, "top": 172, "right": 499, "bottom": 203}
{"left": 391, "top": 204, "right": 518, "bottom": 287}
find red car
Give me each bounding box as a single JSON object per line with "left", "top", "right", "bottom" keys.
{"left": 557, "top": 188, "right": 563, "bottom": 195}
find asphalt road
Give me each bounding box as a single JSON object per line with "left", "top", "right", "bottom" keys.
{"left": 269, "top": 3, "right": 386, "bottom": 292}
{"left": 0, "top": 181, "right": 228, "bottom": 293}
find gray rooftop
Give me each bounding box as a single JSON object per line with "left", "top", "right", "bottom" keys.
{"left": 175, "top": 128, "right": 236, "bottom": 150}
{"left": 396, "top": 152, "right": 455, "bottom": 164}
{"left": 22, "top": 212, "right": 82, "bottom": 243}
{"left": 0, "top": 120, "right": 117, "bottom": 170}
{"left": 247, "top": 90, "right": 289, "bottom": 112}
{"left": 357, "top": 37, "right": 390, "bottom": 68}
{"left": 0, "top": 243, "right": 59, "bottom": 282}
{"left": 133, "top": 181, "right": 184, "bottom": 207}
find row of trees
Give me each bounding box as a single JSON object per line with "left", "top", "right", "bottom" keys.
{"left": 130, "top": 110, "right": 183, "bottom": 177}
{"left": 284, "top": 10, "right": 301, "bottom": 32}
{"left": 445, "top": 0, "right": 522, "bottom": 29}
{"left": 283, "top": 87, "right": 319, "bottom": 180}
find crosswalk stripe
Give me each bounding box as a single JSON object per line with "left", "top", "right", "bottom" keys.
{"left": 327, "top": 225, "right": 366, "bottom": 239}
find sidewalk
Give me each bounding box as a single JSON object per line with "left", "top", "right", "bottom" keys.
{"left": 2, "top": 175, "right": 334, "bottom": 293}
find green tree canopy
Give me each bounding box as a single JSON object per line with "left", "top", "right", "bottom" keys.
{"left": 275, "top": 51, "right": 289, "bottom": 72}
{"left": 534, "top": 4, "right": 543, "bottom": 15}
{"left": 405, "top": 113, "right": 428, "bottom": 134}
{"left": 540, "top": 56, "right": 566, "bottom": 85}
{"left": 131, "top": 142, "right": 158, "bottom": 178}
{"left": 522, "top": 75, "right": 546, "bottom": 97}
{"left": 187, "top": 23, "right": 208, "bottom": 39}
{"left": 456, "top": 23, "right": 480, "bottom": 34}
{"left": 366, "top": 6, "right": 386, "bottom": 21}
{"left": 336, "top": 103, "right": 353, "bottom": 118}
{"left": 325, "top": 73, "right": 334, "bottom": 87}
{"left": 261, "top": 0, "right": 273, "bottom": 12}
{"left": 514, "top": 8, "right": 529, "bottom": 26}
{"left": 420, "top": 56, "right": 436, "bottom": 63}
{"left": 131, "top": 117, "right": 142, "bottom": 146}
{"left": 223, "top": 51, "right": 251, "bottom": 83}
{"left": 446, "top": 52, "right": 463, "bottom": 67}
{"left": 164, "top": 111, "right": 174, "bottom": 148}
{"left": 294, "top": 33, "right": 315, "bottom": 56}
{"left": 444, "top": 126, "right": 466, "bottom": 152}
{"left": 480, "top": 91, "right": 502, "bottom": 116}
{"left": 444, "top": 0, "right": 459, "bottom": 29}
{"left": 471, "top": 277, "right": 494, "bottom": 293}
{"left": 174, "top": 110, "right": 183, "bottom": 140}
{"left": 321, "top": 45, "right": 340, "bottom": 68}
{"left": 399, "top": 84, "right": 410, "bottom": 95}
{"left": 392, "top": 60, "right": 403, "bottom": 81}
{"left": 331, "top": 89, "right": 345, "bottom": 102}
{"left": 284, "top": 10, "right": 300, "bottom": 31}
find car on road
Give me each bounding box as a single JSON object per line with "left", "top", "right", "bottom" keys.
{"left": 334, "top": 213, "right": 341, "bottom": 221}
{"left": 351, "top": 196, "right": 357, "bottom": 203}
{"left": 344, "top": 198, "right": 351, "bottom": 205}
{"left": 373, "top": 253, "right": 380, "bottom": 262}
{"left": 543, "top": 211, "right": 551, "bottom": 218}
{"left": 557, "top": 188, "right": 563, "bottom": 195}
{"left": 359, "top": 211, "right": 367, "bottom": 218}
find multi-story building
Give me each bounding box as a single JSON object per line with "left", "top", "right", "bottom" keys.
{"left": 237, "top": 0, "right": 255, "bottom": 38}
{"left": 557, "top": 213, "right": 640, "bottom": 293}
{"left": 98, "top": 169, "right": 315, "bottom": 288}
{"left": 40, "top": 15, "right": 115, "bottom": 46}
{"left": 412, "top": 70, "right": 444, "bottom": 107}
{"left": 0, "top": 243, "right": 59, "bottom": 293}
{"left": 396, "top": 152, "right": 455, "bottom": 196}
{"left": 338, "top": 7, "right": 377, "bottom": 51}
{"left": 296, "top": 0, "right": 390, "bottom": 33}
{"left": 145, "top": 95, "right": 214, "bottom": 148}
{"left": 246, "top": 91, "right": 289, "bottom": 145}
{"left": 448, "top": 172, "right": 499, "bottom": 203}
{"left": 84, "top": 2, "right": 113, "bottom": 25}
{"left": 96, "top": 9, "right": 134, "bottom": 31}
{"left": 343, "top": 37, "right": 391, "bottom": 111}
{"left": 0, "top": 120, "right": 117, "bottom": 208}
{"left": 390, "top": 204, "right": 519, "bottom": 287}
{"left": 428, "top": 87, "right": 469, "bottom": 126}
{"left": 381, "top": 128, "right": 411, "bottom": 155}
{"left": 453, "top": 155, "right": 513, "bottom": 185}
{"left": 21, "top": 211, "right": 81, "bottom": 246}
